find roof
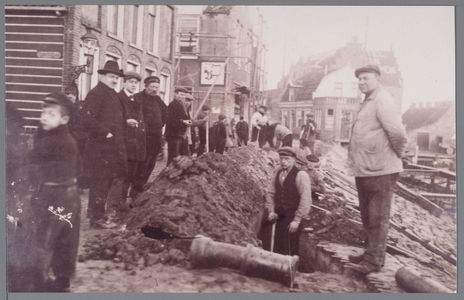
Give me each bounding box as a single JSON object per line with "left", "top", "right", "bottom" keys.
{"left": 402, "top": 102, "right": 454, "bottom": 131}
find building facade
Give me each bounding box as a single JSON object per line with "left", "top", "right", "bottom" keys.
{"left": 6, "top": 5, "right": 177, "bottom": 129}
{"left": 402, "top": 101, "right": 455, "bottom": 155}
{"left": 278, "top": 38, "right": 403, "bottom": 143}
{"left": 176, "top": 5, "right": 265, "bottom": 123}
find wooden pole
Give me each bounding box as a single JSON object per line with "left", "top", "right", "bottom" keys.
{"left": 206, "top": 121, "right": 209, "bottom": 153}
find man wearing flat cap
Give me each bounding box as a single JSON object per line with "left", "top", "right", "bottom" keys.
{"left": 132, "top": 76, "right": 167, "bottom": 196}
{"left": 165, "top": 87, "right": 195, "bottom": 165}
{"left": 259, "top": 146, "right": 312, "bottom": 256}
{"left": 117, "top": 72, "right": 147, "bottom": 201}
{"left": 301, "top": 112, "right": 318, "bottom": 153}
{"left": 80, "top": 60, "right": 128, "bottom": 228}
{"left": 346, "top": 64, "right": 408, "bottom": 274}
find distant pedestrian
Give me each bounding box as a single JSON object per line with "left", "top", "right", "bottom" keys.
{"left": 258, "top": 147, "right": 312, "bottom": 256}
{"left": 196, "top": 105, "right": 210, "bottom": 156}
{"left": 80, "top": 60, "right": 127, "bottom": 228}
{"left": 165, "top": 87, "right": 194, "bottom": 165}
{"left": 133, "top": 76, "right": 167, "bottom": 196}
{"left": 213, "top": 114, "right": 228, "bottom": 154}
{"left": 29, "top": 93, "right": 81, "bottom": 292}
{"left": 346, "top": 64, "right": 408, "bottom": 274}
{"left": 301, "top": 112, "right": 317, "bottom": 153}
{"left": 250, "top": 105, "right": 268, "bottom": 148}
{"left": 118, "top": 72, "right": 146, "bottom": 201}
{"left": 236, "top": 116, "right": 249, "bottom": 146}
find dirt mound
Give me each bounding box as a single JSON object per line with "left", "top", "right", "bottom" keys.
{"left": 79, "top": 146, "right": 275, "bottom": 267}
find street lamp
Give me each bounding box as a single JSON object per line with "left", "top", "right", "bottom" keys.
{"left": 70, "top": 27, "right": 99, "bottom": 81}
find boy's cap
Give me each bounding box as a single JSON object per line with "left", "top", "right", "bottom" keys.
{"left": 306, "top": 154, "right": 320, "bottom": 163}
{"left": 175, "top": 87, "right": 190, "bottom": 94}
{"left": 43, "top": 93, "right": 74, "bottom": 114}
{"left": 144, "top": 76, "right": 160, "bottom": 85}
{"left": 295, "top": 156, "right": 308, "bottom": 165}
{"left": 278, "top": 147, "right": 296, "bottom": 157}
{"left": 218, "top": 114, "right": 226, "bottom": 120}
{"left": 125, "top": 71, "right": 142, "bottom": 82}
{"left": 202, "top": 105, "right": 210, "bottom": 111}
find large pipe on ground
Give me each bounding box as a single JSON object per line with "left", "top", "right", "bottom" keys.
{"left": 190, "top": 235, "right": 299, "bottom": 288}
{"left": 395, "top": 267, "right": 454, "bottom": 293}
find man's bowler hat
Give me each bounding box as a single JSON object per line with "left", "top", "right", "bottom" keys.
{"left": 98, "top": 60, "right": 125, "bottom": 77}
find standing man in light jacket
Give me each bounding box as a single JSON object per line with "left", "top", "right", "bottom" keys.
{"left": 347, "top": 65, "right": 408, "bottom": 274}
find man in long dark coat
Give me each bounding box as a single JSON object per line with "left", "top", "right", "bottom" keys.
{"left": 118, "top": 72, "right": 146, "bottom": 201}
{"left": 235, "top": 116, "right": 249, "bottom": 146}
{"left": 133, "top": 76, "right": 167, "bottom": 195}
{"left": 80, "top": 60, "right": 127, "bottom": 228}
{"left": 165, "top": 87, "right": 194, "bottom": 165}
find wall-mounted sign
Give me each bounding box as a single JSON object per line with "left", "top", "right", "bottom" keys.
{"left": 201, "top": 62, "right": 226, "bottom": 86}
{"left": 37, "top": 51, "right": 61, "bottom": 59}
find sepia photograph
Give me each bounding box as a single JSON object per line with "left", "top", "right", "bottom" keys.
{"left": 4, "top": 3, "right": 457, "bottom": 294}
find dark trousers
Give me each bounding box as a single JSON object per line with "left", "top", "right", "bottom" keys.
{"left": 167, "top": 136, "right": 190, "bottom": 166}
{"left": 355, "top": 173, "right": 399, "bottom": 266}
{"left": 215, "top": 139, "right": 227, "bottom": 154}
{"left": 197, "top": 128, "right": 207, "bottom": 156}
{"left": 134, "top": 136, "right": 162, "bottom": 191}
{"left": 259, "top": 211, "right": 302, "bottom": 256}
{"left": 282, "top": 134, "right": 293, "bottom": 148}
{"left": 31, "top": 185, "right": 81, "bottom": 290}
{"left": 122, "top": 160, "right": 140, "bottom": 199}
{"left": 237, "top": 132, "right": 248, "bottom": 146}
{"left": 88, "top": 177, "right": 124, "bottom": 221}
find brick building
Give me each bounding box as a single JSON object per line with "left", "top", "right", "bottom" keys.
{"left": 278, "top": 38, "right": 403, "bottom": 143}
{"left": 6, "top": 5, "right": 177, "bottom": 129}
{"left": 176, "top": 5, "right": 265, "bottom": 123}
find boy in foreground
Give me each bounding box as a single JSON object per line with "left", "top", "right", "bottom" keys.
{"left": 29, "top": 93, "right": 81, "bottom": 292}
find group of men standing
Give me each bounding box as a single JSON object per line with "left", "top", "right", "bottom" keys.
{"left": 78, "top": 61, "right": 209, "bottom": 228}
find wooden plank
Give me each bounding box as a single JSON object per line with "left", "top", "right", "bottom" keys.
{"left": 7, "top": 93, "right": 50, "bottom": 101}
{"left": 5, "top": 25, "right": 64, "bottom": 34}
{"left": 395, "top": 182, "right": 443, "bottom": 217}
{"left": 5, "top": 16, "right": 64, "bottom": 25}
{"left": 5, "top": 42, "right": 63, "bottom": 52}
{"left": 6, "top": 84, "right": 62, "bottom": 94}
{"left": 6, "top": 100, "right": 43, "bottom": 110}
{"left": 5, "top": 67, "right": 63, "bottom": 77}
{"left": 6, "top": 58, "right": 63, "bottom": 68}
{"left": 6, "top": 75, "right": 62, "bottom": 85}
{"left": 6, "top": 33, "right": 64, "bottom": 43}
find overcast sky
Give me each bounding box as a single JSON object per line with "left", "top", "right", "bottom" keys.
{"left": 178, "top": 5, "right": 455, "bottom": 111}
{"left": 260, "top": 6, "right": 455, "bottom": 111}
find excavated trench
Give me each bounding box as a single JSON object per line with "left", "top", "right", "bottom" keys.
{"left": 78, "top": 145, "right": 455, "bottom": 292}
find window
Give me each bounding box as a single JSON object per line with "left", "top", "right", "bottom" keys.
{"left": 334, "top": 82, "right": 343, "bottom": 97}
{"left": 315, "top": 109, "right": 322, "bottom": 128}
{"left": 130, "top": 5, "right": 144, "bottom": 46}
{"left": 179, "top": 17, "right": 200, "bottom": 54}
{"left": 105, "top": 53, "right": 122, "bottom": 91}
{"left": 160, "top": 6, "right": 174, "bottom": 60}
{"left": 325, "top": 109, "right": 334, "bottom": 130}
{"left": 159, "top": 73, "right": 170, "bottom": 104}
{"left": 234, "top": 24, "right": 242, "bottom": 65}
{"left": 145, "top": 68, "right": 157, "bottom": 78}
{"left": 107, "top": 5, "right": 124, "bottom": 38}
{"left": 148, "top": 6, "right": 160, "bottom": 54}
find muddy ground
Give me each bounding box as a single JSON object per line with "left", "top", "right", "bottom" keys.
{"left": 70, "top": 144, "right": 456, "bottom": 293}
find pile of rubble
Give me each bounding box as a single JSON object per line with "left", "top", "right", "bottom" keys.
{"left": 79, "top": 146, "right": 274, "bottom": 268}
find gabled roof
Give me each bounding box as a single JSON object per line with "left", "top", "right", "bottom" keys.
{"left": 402, "top": 102, "right": 454, "bottom": 131}
{"left": 281, "top": 71, "right": 327, "bottom": 102}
